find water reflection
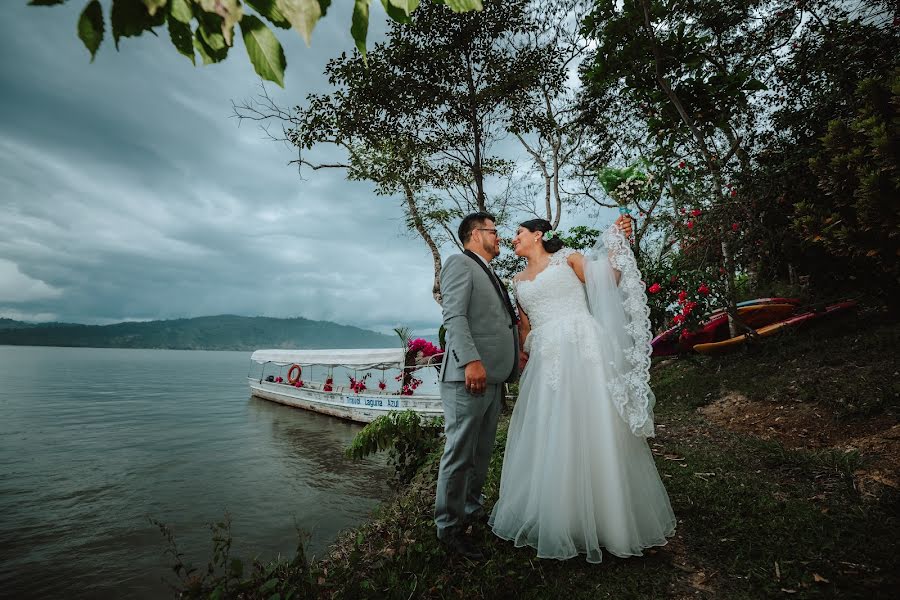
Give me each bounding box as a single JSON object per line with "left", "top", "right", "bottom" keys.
{"left": 248, "top": 396, "right": 391, "bottom": 493}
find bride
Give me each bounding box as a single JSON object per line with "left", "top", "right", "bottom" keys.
{"left": 489, "top": 217, "right": 676, "bottom": 563}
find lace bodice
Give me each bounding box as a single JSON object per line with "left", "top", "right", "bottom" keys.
{"left": 515, "top": 248, "right": 590, "bottom": 330}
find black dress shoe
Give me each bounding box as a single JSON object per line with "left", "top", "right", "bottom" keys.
{"left": 466, "top": 510, "right": 490, "bottom": 527}
{"left": 439, "top": 534, "right": 484, "bottom": 560}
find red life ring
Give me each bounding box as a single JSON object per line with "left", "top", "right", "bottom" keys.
{"left": 287, "top": 364, "right": 302, "bottom": 385}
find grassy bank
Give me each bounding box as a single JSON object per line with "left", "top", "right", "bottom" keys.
{"left": 174, "top": 309, "right": 900, "bottom": 599}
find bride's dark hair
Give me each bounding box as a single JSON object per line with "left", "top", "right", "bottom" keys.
{"left": 519, "top": 218, "right": 564, "bottom": 253}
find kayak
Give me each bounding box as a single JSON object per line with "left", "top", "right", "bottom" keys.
{"left": 692, "top": 301, "right": 857, "bottom": 355}
{"left": 652, "top": 303, "right": 798, "bottom": 357}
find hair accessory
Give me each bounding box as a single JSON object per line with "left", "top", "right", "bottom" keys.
{"left": 543, "top": 230, "right": 558, "bottom": 240}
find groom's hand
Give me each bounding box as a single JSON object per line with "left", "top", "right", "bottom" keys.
{"left": 464, "top": 360, "right": 487, "bottom": 395}
{"left": 519, "top": 351, "right": 529, "bottom": 371}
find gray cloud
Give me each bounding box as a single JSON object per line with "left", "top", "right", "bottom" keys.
{"left": 0, "top": 2, "right": 443, "bottom": 333}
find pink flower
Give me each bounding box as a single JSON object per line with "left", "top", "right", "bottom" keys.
{"left": 698, "top": 283, "right": 710, "bottom": 295}
{"left": 648, "top": 283, "right": 662, "bottom": 294}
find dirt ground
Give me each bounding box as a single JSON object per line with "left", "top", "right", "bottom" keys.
{"left": 699, "top": 391, "right": 900, "bottom": 492}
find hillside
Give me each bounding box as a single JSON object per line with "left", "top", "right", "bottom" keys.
{"left": 0, "top": 315, "right": 398, "bottom": 350}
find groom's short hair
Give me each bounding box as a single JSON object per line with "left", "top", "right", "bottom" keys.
{"left": 458, "top": 212, "right": 496, "bottom": 244}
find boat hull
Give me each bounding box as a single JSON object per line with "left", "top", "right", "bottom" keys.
{"left": 692, "top": 301, "right": 857, "bottom": 355}
{"left": 248, "top": 378, "right": 443, "bottom": 424}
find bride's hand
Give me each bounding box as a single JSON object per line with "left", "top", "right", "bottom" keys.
{"left": 519, "top": 351, "right": 529, "bottom": 371}
{"left": 615, "top": 214, "right": 633, "bottom": 239}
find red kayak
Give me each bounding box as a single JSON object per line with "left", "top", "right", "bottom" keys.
{"left": 652, "top": 301, "right": 799, "bottom": 357}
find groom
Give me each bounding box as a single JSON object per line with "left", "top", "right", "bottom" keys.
{"left": 434, "top": 211, "right": 519, "bottom": 560}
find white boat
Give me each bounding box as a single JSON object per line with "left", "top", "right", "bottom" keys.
{"left": 247, "top": 348, "right": 443, "bottom": 423}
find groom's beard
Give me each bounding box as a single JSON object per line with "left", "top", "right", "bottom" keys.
{"left": 482, "top": 239, "right": 499, "bottom": 259}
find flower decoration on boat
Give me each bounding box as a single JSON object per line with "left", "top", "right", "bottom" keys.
{"left": 274, "top": 376, "right": 284, "bottom": 383}
{"left": 407, "top": 338, "right": 442, "bottom": 361}
{"left": 378, "top": 380, "right": 387, "bottom": 391}
{"left": 323, "top": 377, "right": 333, "bottom": 392}
{"left": 293, "top": 380, "right": 304, "bottom": 388}
{"left": 349, "top": 374, "right": 370, "bottom": 394}
{"left": 400, "top": 376, "right": 424, "bottom": 396}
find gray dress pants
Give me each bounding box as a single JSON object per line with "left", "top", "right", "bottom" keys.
{"left": 434, "top": 381, "right": 503, "bottom": 540}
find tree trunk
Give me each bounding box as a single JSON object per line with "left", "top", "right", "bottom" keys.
{"left": 464, "top": 49, "right": 486, "bottom": 211}
{"left": 403, "top": 182, "right": 444, "bottom": 305}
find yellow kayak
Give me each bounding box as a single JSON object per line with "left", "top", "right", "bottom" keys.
{"left": 693, "top": 301, "right": 857, "bottom": 355}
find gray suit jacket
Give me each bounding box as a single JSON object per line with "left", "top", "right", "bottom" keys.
{"left": 439, "top": 251, "right": 519, "bottom": 384}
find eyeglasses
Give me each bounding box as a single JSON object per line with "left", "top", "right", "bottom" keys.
{"left": 477, "top": 228, "right": 499, "bottom": 236}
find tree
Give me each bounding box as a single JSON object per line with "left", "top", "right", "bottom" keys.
{"left": 581, "top": 0, "right": 809, "bottom": 336}
{"left": 505, "top": 0, "right": 592, "bottom": 229}
{"left": 28, "top": 0, "right": 484, "bottom": 86}
{"left": 235, "top": 0, "right": 548, "bottom": 302}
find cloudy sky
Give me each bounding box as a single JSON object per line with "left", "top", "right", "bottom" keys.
{"left": 1, "top": 2, "right": 612, "bottom": 334}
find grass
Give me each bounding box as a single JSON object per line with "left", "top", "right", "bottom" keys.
{"left": 170, "top": 310, "right": 900, "bottom": 598}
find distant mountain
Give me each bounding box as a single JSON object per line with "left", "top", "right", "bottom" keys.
{"left": 0, "top": 315, "right": 399, "bottom": 351}
{"left": 0, "top": 318, "right": 37, "bottom": 330}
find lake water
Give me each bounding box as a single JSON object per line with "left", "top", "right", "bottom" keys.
{"left": 0, "top": 346, "right": 398, "bottom": 599}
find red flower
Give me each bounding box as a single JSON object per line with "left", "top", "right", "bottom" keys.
{"left": 672, "top": 314, "right": 685, "bottom": 324}
{"left": 731, "top": 222, "right": 740, "bottom": 232}
{"left": 678, "top": 161, "right": 686, "bottom": 168}
{"left": 648, "top": 283, "right": 662, "bottom": 294}
{"left": 670, "top": 276, "right": 678, "bottom": 283}
{"left": 378, "top": 381, "right": 387, "bottom": 390}
{"left": 677, "top": 290, "right": 688, "bottom": 304}
{"left": 683, "top": 301, "right": 698, "bottom": 316}
{"left": 730, "top": 189, "right": 737, "bottom": 197}
{"left": 698, "top": 283, "right": 711, "bottom": 295}
{"left": 690, "top": 209, "right": 702, "bottom": 217}
{"left": 687, "top": 220, "right": 694, "bottom": 229}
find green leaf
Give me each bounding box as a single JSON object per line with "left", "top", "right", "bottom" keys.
{"left": 244, "top": 0, "right": 291, "bottom": 29}
{"left": 260, "top": 578, "right": 280, "bottom": 592}
{"left": 198, "top": 0, "right": 243, "bottom": 45}
{"left": 77, "top": 0, "right": 104, "bottom": 62}
{"left": 745, "top": 78, "right": 767, "bottom": 91}
{"left": 142, "top": 0, "right": 167, "bottom": 16}
{"left": 240, "top": 14, "right": 286, "bottom": 87}
{"left": 433, "top": 0, "right": 482, "bottom": 12}
{"left": 381, "top": 0, "right": 412, "bottom": 23}
{"left": 351, "top": 0, "right": 371, "bottom": 63}
{"left": 167, "top": 11, "right": 195, "bottom": 64}
{"left": 275, "top": 0, "right": 324, "bottom": 46}
{"left": 197, "top": 12, "right": 227, "bottom": 51}
{"left": 169, "top": 0, "right": 192, "bottom": 23}
{"left": 111, "top": 0, "right": 165, "bottom": 48}
{"left": 193, "top": 25, "right": 226, "bottom": 64}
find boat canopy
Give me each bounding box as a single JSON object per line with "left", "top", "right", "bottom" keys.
{"left": 250, "top": 348, "right": 405, "bottom": 369}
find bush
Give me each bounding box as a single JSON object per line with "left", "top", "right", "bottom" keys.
{"left": 346, "top": 410, "right": 444, "bottom": 484}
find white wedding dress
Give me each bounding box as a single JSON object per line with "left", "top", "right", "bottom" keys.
{"left": 489, "top": 226, "right": 676, "bottom": 563}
